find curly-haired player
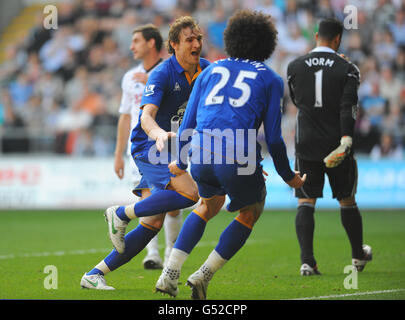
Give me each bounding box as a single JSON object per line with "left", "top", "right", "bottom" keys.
{"left": 155, "top": 9, "right": 306, "bottom": 299}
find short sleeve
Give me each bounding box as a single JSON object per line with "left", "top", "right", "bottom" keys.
{"left": 140, "top": 65, "right": 168, "bottom": 109}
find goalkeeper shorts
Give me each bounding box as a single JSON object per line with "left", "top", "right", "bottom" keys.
{"left": 294, "top": 155, "right": 358, "bottom": 200}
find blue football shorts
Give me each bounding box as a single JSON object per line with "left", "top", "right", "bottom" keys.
{"left": 134, "top": 157, "right": 175, "bottom": 194}
{"left": 190, "top": 161, "right": 267, "bottom": 212}
{"left": 132, "top": 175, "right": 149, "bottom": 197}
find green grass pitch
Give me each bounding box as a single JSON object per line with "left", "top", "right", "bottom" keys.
{"left": 1, "top": 209, "right": 405, "bottom": 300}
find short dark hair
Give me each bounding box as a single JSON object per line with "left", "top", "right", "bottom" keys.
{"left": 318, "top": 18, "right": 343, "bottom": 41}
{"left": 224, "top": 9, "right": 278, "bottom": 62}
{"left": 166, "top": 16, "right": 201, "bottom": 54}
{"left": 133, "top": 24, "right": 163, "bottom": 52}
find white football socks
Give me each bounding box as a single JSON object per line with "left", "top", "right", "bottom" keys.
{"left": 200, "top": 250, "right": 227, "bottom": 280}
{"left": 146, "top": 234, "right": 160, "bottom": 256}
{"left": 164, "top": 211, "right": 183, "bottom": 255}
{"left": 95, "top": 260, "right": 111, "bottom": 276}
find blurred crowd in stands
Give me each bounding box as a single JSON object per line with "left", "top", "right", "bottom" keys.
{"left": 0, "top": 0, "right": 404, "bottom": 160}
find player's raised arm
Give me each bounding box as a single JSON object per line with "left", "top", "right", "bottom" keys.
{"left": 263, "top": 76, "right": 305, "bottom": 188}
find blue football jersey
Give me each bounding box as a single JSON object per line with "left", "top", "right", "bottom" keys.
{"left": 130, "top": 54, "right": 210, "bottom": 162}
{"left": 177, "top": 57, "right": 294, "bottom": 181}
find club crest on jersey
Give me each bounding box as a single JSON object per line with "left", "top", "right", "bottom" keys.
{"left": 173, "top": 82, "right": 181, "bottom": 92}
{"left": 170, "top": 100, "right": 188, "bottom": 132}
{"left": 144, "top": 84, "right": 155, "bottom": 96}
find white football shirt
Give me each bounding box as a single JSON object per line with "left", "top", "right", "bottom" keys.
{"left": 119, "top": 63, "right": 147, "bottom": 156}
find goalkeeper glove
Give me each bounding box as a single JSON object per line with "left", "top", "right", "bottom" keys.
{"left": 323, "top": 136, "right": 352, "bottom": 168}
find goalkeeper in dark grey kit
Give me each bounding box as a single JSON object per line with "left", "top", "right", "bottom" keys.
{"left": 286, "top": 18, "right": 372, "bottom": 276}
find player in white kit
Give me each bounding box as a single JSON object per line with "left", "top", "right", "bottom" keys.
{"left": 114, "top": 24, "right": 182, "bottom": 269}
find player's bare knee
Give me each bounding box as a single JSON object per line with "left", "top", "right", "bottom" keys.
{"left": 195, "top": 196, "right": 224, "bottom": 221}
{"left": 140, "top": 214, "right": 165, "bottom": 230}
{"left": 238, "top": 201, "right": 264, "bottom": 228}
{"left": 298, "top": 198, "right": 316, "bottom": 206}
{"left": 141, "top": 189, "right": 152, "bottom": 200}
{"left": 195, "top": 201, "right": 214, "bottom": 221}
{"left": 167, "top": 210, "right": 180, "bottom": 217}
{"left": 169, "top": 175, "right": 199, "bottom": 203}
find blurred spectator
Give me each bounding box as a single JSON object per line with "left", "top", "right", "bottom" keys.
{"left": 316, "top": 0, "right": 335, "bottom": 19}
{"left": 8, "top": 73, "right": 34, "bottom": 113}
{"left": 256, "top": 0, "right": 283, "bottom": 23}
{"left": 379, "top": 65, "right": 402, "bottom": 107}
{"left": 25, "top": 52, "right": 43, "bottom": 83}
{"left": 152, "top": 0, "right": 177, "bottom": 14}
{"left": 361, "top": 82, "right": 387, "bottom": 128}
{"left": 388, "top": 9, "right": 405, "bottom": 47}
{"left": 194, "top": 0, "right": 213, "bottom": 26}
{"left": 1, "top": 103, "right": 29, "bottom": 153}
{"left": 39, "top": 27, "right": 70, "bottom": 72}
{"left": 370, "top": 132, "right": 403, "bottom": 160}
{"left": 284, "top": 0, "right": 299, "bottom": 25}
{"left": 381, "top": 103, "right": 404, "bottom": 143}
{"left": 57, "top": 0, "right": 78, "bottom": 26}
{"left": 25, "top": 12, "right": 52, "bottom": 54}
{"left": 71, "top": 128, "right": 97, "bottom": 156}
{"left": 64, "top": 66, "right": 89, "bottom": 108}
{"left": 299, "top": 9, "right": 317, "bottom": 42}
{"left": 0, "top": 0, "right": 403, "bottom": 158}
{"left": 73, "top": 83, "right": 104, "bottom": 116}
{"left": 207, "top": 3, "right": 227, "bottom": 50}
{"left": 112, "top": 10, "right": 140, "bottom": 55}
{"left": 34, "top": 72, "right": 64, "bottom": 111}
{"left": 85, "top": 45, "right": 107, "bottom": 72}
{"left": 353, "top": 105, "right": 380, "bottom": 154}
{"left": 21, "top": 95, "right": 45, "bottom": 137}
{"left": 102, "top": 36, "right": 122, "bottom": 67}
{"left": 56, "top": 102, "right": 92, "bottom": 133}
{"left": 373, "top": 29, "right": 398, "bottom": 67}
{"left": 393, "top": 47, "right": 405, "bottom": 80}
{"left": 345, "top": 31, "right": 367, "bottom": 66}
{"left": 373, "top": 0, "right": 396, "bottom": 30}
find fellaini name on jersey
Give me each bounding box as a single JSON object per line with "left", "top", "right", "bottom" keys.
{"left": 305, "top": 57, "right": 335, "bottom": 67}
{"left": 214, "top": 58, "right": 267, "bottom": 71}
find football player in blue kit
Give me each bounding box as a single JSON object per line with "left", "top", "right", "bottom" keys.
{"left": 81, "top": 16, "right": 210, "bottom": 290}
{"left": 155, "top": 10, "right": 306, "bottom": 299}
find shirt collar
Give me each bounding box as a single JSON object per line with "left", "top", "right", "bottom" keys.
{"left": 310, "top": 46, "right": 336, "bottom": 54}
{"left": 171, "top": 54, "right": 184, "bottom": 74}
{"left": 170, "top": 54, "right": 202, "bottom": 85}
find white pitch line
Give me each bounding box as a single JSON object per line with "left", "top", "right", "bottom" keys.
{"left": 290, "top": 288, "right": 405, "bottom": 300}
{"left": 0, "top": 239, "right": 267, "bottom": 260}
{"left": 0, "top": 248, "right": 112, "bottom": 260}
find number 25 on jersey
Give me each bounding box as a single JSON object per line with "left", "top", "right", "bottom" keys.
{"left": 205, "top": 66, "right": 257, "bottom": 108}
